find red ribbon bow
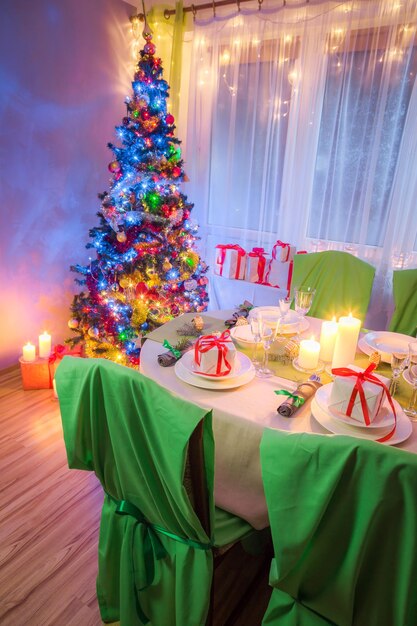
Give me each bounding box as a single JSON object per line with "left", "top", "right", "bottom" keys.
{"left": 331, "top": 363, "right": 397, "bottom": 442}
{"left": 194, "top": 330, "right": 233, "bottom": 377}
{"left": 215, "top": 244, "right": 246, "bottom": 278}
{"left": 248, "top": 248, "right": 266, "bottom": 283}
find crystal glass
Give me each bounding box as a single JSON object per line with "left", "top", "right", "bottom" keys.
{"left": 257, "top": 316, "right": 276, "bottom": 378}
{"left": 276, "top": 297, "right": 291, "bottom": 337}
{"left": 249, "top": 312, "right": 263, "bottom": 370}
{"left": 294, "top": 287, "right": 315, "bottom": 337}
{"left": 404, "top": 342, "right": 417, "bottom": 421}
{"left": 389, "top": 351, "right": 408, "bottom": 396}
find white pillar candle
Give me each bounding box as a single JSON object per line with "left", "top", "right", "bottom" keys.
{"left": 39, "top": 331, "right": 52, "bottom": 358}
{"left": 22, "top": 342, "right": 36, "bottom": 362}
{"left": 299, "top": 338, "right": 320, "bottom": 370}
{"left": 319, "top": 318, "right": 338, "bottom": 362}
{"left": 331, "top": 314, "right": 362, "bottom": 369}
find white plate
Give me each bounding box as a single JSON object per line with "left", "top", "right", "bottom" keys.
{"left": 311, "top": 396, "right": 411, "bottom": 446}
{"left": 315, "top": 383, "right": 395, "bottom": 429}
{"left": 174, "top": 357, "right": 255, "bottom": 390}
{"left": 359, "top": 331, "right": 413, "bottom": 363}
{"left": 230, "top": 324, "right": 272, "bottom": 348}
{"left": 250, "top": 306, "right": 309, "bottom": 334}
{"left": 179, "top": 350, "right": 253, "bottom": 380}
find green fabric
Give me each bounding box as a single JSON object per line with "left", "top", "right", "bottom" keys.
{"left": 291, "top": 251, "right": 375, "bottom": 321}
{"left": 56, "top": 357, "right": 253, "bottom": 626}
{"left": 388, "top": 268, "right": 417, "bottom": 337}
{"left": 260, "top": 430, "right": 417, "bottom": 626}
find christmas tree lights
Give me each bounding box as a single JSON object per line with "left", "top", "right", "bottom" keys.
{"left": 67, "top": 28, "right": 209, "bottom": 366}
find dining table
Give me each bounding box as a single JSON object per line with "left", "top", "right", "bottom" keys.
{"left": 140, "top": 309, "right": 417, "bottom": 530}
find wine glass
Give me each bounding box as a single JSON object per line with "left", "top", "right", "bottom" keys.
{"left": 277, "top": 297, "right": 291, "bottom": 337}
{"left": 249, "top": 312, "right": 263, "bottom": 371}
{"left": 404, "top": 342, "right": 417, "bottom": 421}
{"left": 389, "top": 351, "right": 408, "bottom": 396}
{"left": 257, "top": 316, "right": 276, "bottom": 378}
{"left": 294, "top": 287, "right": 315, "bottom": 338}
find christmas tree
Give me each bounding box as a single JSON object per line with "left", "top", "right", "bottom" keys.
{"left": 67, "top": 27, "right": 209, "bottom": 366}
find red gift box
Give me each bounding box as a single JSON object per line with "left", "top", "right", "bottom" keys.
{"left": 245, "top": 247, "right": 267, "bottom": 283}
{"left": 19, "top": 344, "right": 84, "bottom": 390}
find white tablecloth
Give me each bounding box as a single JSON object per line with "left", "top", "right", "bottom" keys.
{"left": 140, "top": 311, "right": 417, "bottom": 529}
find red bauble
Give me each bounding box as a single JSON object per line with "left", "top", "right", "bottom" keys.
{"left": 144, "top": 42, "right": 156, "bottom": 55}
{"left": 142, "top": 109, "right": 150, "bottom": 121}
{"left": 135, "top": 282, "right": 149, "bottom": 296}
{"left": 172, "top": 166, "right": 182, "bottom": 178}
{"left": 171, "top": 251, "right": 178, "bottom": 259}
{"left": 108, "top": 160, "right": 121, "bottom": 173}
{"left": 183, "top": 210, "right": 190, "bottom": 219}
{"left": 166, "top": 114, "right": 175, "bottom": 125}
{"left": 161, "top": 204, "right": 171, "bottom": 217}
{"left": 170, "top": 304, "right": 180, "bottom": 315}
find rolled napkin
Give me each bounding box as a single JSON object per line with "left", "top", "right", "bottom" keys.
{"left": 157, "top": 339, "right": 190, "bottom": 367}
{"left": 225, "top": 300, "right": 253, "bottom": 328}
{"left": 275, "top": 378, "right": 322, "bottom": 417}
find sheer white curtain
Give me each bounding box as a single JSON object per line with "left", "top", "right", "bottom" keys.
{"left": 184, "top": 0, "right": 417, "bottom": 327}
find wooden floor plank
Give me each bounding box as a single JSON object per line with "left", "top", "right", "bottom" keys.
{"left": 0, "top": 365, "right": 271, "bottom": 626}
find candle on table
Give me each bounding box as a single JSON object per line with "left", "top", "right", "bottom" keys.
{"left": 39, "top": 331, "right": 51, "bottom": 358}
{"left": 22, "top": 342, "right": 36, "bottom": 362}
{"left": 319, "top": 318, "right": 338, "bottom": 362}
{"left": 298, "top": 337, "right": 320, "bottom": 370}
{"left": 331, "top": 314, "right": 361, "bottom": 369}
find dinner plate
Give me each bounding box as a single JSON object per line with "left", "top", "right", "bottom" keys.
{"left": 250, "top": 306, "right": 309, "bottom": 334}
{"left": 359, "top": 331, "right": 413, "bottom": 363}
{"left": 315, "top": 383, "right": 395, "bottom": 429}
{"left": 179, "top": 350, "right": 253, "bottom": 380}
{"left": 230, "top": 324, "right": 272, "bottom": 348}
{"left": 311, "top": 395, "right": 411, "bottom": 446}
{"left": 174, "top": 357, "right": 256, "bottom": 390}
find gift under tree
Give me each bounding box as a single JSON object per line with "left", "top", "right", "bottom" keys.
{"left": 67, "top": 25, "right": 209, "bottom": 366}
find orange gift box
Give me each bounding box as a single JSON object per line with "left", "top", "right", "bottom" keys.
{"left": 19, "top": 344, "right": 83, "bottom": 390}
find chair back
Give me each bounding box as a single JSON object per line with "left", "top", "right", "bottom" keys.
{"left": 260, "top": 429, "right": 417, "bottom": 626}
{"left": 388, "top": 268, "right": 417, "bottom": 337}
{"left": 56, "top": 356, "right": 214, "bottom": 626}
{"left": 291, "top": 251, "right": 375, "bottom": 321}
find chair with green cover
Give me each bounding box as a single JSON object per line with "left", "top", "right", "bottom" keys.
{"left": 291, "top": 251, "right": 375, "bottom": 321}
{"left": 260, "top": 429, "right": 417, "bottom": 626}
{"left": 388, "top": 268, "right": 417, "bottom": 337}
{"left": 56, "top": 356, "right": 259, "bottom": 626}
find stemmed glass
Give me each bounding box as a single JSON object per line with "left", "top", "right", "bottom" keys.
{"left": 258, "top": 316, "right": 276, "bottom": 378}
{"left": 389, "top": 351, "right": 408, "bottom": 396}
{"left": 249, "top": 312, "right": 263, "bottom": 371}
{"left": 294, "top": 287, "right": 315, "bottom": 338}
{"left": 404, "top": 342, "right": 417, "bottom": 421}
{"left": 277, "top": 297, "right": 291, "bottom": 337}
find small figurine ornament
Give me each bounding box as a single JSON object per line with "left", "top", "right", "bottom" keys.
{"left": 192, "top": 315, "right": 204, "bottom": 332}
{"left": 369, "top": 350, "right": 381, "bottom": 367}
{"left": 235, "top": 316, "right": 249, "bottom": 326}
{"left": 284, "top": 338, "right": 300, "bottom": 359}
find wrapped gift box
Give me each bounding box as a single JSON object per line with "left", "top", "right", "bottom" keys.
{"left": 20, "top": 344, "right": 84, "bottom": 391}
{"left": 329, "top": 365, "right": 389, "bottom": 424}
{"left": 245, "top": 248, "right": 268, "bottom": 283}
{"left": 194, "top": 331, "right": 236, "bottom": 376}
{"left": 270, "top": 240, "right": 296, "bottom": 263}
{"left": 19, "top": 357, "right": 53, "bottom": 390}
{"left": 214, "top": 244, "right": 246, "bottom": 279}
{"left": 263, "top": 259, "right": 292, "bottom": 290}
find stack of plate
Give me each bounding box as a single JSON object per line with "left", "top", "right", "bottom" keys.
{"left": 311, "top": 383, "right": 412, "bottom": 445}
{"left": 175, "top": 350, "right": 255, "bottom": 390}
{"left": 358, "top": 331, "right": 412, "bottom": 363}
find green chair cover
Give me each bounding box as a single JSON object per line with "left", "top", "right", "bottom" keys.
{"left": 260, "top": 430, "right": 417, "bottom": 626}
{"left": 291, "top": 251, "right": 375, "bottom": 321}
{"left": 56, "top": 357, "right": 253, "bottom": 626}
{"left": 388, "top": 268, "right": 417, "bottom": 337}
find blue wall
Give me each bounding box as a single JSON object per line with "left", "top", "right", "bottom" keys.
{"left": 0, "top": 0, "right": 135, "bottom": 368}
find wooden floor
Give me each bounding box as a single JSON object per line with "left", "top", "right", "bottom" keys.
{"left": 0, "top": 366, "right": 271, "bottom": 626}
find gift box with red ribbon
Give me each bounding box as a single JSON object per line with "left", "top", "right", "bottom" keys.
{"left": 245, "top": 247, "right": 267, "bottom": 283}
{"left": 194, "top": 330, "right": 236, "bottom": 377}
{"left": 214, "top": 244, "right": 246, "bottom": 279}
{"left": 19, "top": 344, "right": 84, "bottom": 390}
{"left": 270, "top": 240, "right": 296, "bottom": 263}
{"left": 329, "top": 364, "right": 394, "bottom": 427}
